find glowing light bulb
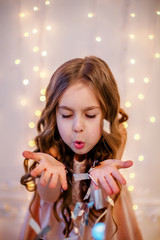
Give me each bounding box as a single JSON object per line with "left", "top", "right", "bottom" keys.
{"left": 148, "top": 34, "right": 154, "bottom": 40}
{"left": 96, "top": 36, "right": 102, "bottom": 42}
{"left": 129, "top": 78, "right": 135, "bottom": 84}
{"left": 32, "top": 28, "right": 38, "bottom": 34}
{"left": 24, "top": 32, "right": 29, "bottom": 37}
{"left": 33, "top": 6, "right": 39, "bottom": 11}
{"left": 125, "top": 101, "right": 131, "bottom": 108}
{"left": 129, "top": 173, "right": 135, "bottom": 179}
{"left": 40, "top": 72, "right": 46, "bottom": 78}
{"left": 19, "top": 13, "right": 26, "bottom": 18}
{"left": 28, "top": 140, "right": 35, "bottom": 147}
{"left": 128, "top": 185, "right": 134, "bottom": 191}
{"left": 133, "top": 204, "right": 138, "bottom": 211}
{"left": 23, "top": 79, "right": 29, "bottom": 85}
{"left": 33, "top": 46, "right": 39, "bottom": 52}
{"left": 40, "top": 89, "right": 46, "bottom": 95}
{"left": 33, "top": 66, "right": 39, "bottom": 72}
{"left": 88, "top": 13, "right": 94, "bottom": 18}
{"left": 35, "top": 110, "right": 41, "bottom": 117}
{"left": 41, "top": 51, "right": 47, "bottom": 56}
{"left": 144, "top": 77, "right": 150, "bottom": 83}
{"left": 45, "top": 1, "right": 50, "bottom": 5}
{"left": 130, "top": 59, "right": 135, "bottom": 64}
{"left": 138, "top": 155, "right": 144, "bottom": 161}
{"left": 129, "top": 34, "right": 135, "bottom": 39}
{"left": 150, "top": 116, "right": 156, "bottom": 123}
{"left": 122, "top": 122, "right": 128, "bottom": 129}
{"left": 156, "top": 11, "right": 160, "bottom": 15}
{"left": 40, "top": 96, "right": 46, "bottom": 102}
{"left": 155, "top": 53, "right": 160, "bottom": 58}
{"left": 134, "top": 134, "right": 140, "bottom": 140}
{"left": 15, "top": 59, "right": 21, "bottom": 65}
{"left": 138, "top": 93, "right": 144, "bottom": 100}
{"left": 29, "top": 122, "right": 35, "bottom": 128}
{"left": 46, "top": 25, "right": 52, "bottom": 30}
{"left": 130, "top": 13, "right": 135, "bottom": 17}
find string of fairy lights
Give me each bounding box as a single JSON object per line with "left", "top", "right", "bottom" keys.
{"left": 15, "top": 1, "right": 160, "bottom": 213}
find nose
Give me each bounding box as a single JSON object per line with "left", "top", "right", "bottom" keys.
{"left": 72, "top": 116, "right": 84, "bottom": 133}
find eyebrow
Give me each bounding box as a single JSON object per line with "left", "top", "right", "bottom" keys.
{"left": 58, "top": 106, "right": 100, "bottom": 111}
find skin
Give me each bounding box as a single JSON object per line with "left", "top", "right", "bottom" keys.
{"left": 23, "top": 81, "right": 133, "bottom": 196}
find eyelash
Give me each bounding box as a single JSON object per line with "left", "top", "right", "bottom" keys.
{"left": 62, "top": 114, "right": 96, "bottom": 119}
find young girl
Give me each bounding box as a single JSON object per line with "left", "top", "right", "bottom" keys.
{"left": 20, "top": 56, "right": 142, "bottom": 240}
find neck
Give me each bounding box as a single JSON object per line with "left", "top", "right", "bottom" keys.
{"left": 74, "top": 154, "right": 86, "bottom": 162}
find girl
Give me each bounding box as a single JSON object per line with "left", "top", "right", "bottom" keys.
{"left": 20, "top": 56, "right": 142, "bottom": 240}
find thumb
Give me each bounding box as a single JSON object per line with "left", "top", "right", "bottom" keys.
{"left": 122, "top": 160, "right": 133, "bottom": 168}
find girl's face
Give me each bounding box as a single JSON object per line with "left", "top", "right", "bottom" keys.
{"left": 56, "top": 81, "right": 103, "bottom": 155}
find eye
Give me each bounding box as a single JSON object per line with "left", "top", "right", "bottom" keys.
{"left": 62, "top": 114, "right": 72, "bottom": 118}
{"left": 85, "top": 114, "right": 96, "bottom": 119}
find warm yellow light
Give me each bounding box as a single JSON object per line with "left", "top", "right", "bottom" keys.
{"left": 33, "top": 6, "right": 39, "bottom": 11}
{"left": 40, "top": 72, "right": 46, "bottom": 78}
{"left": 134, "top": 134, "right": 140, "bottom": 140}
{"left": 138, "top": 155, "right": 144, "bottom": 161}
{"left": 23, "top": 79, "right": 29, "bottom": 85}
{"left": 156, "top": 11, "right": 160, "bottom": 15}
{"left": 46, "top": 25, "right": 52, "bottom": 31}
{"left": 40, "top": 96, "right": 46, "bottom": 102}
{"left": 125, "top": 101, "right": 131, "bottom": 108}
{"left": 41, "top": 51, "right": 47, "bottom": 56}
{"left": 40, "top": 89, "right": 46, "bottom": 95}
{"left": 122, "top": 122, "right": 128, "bottom": 129}
{"left": 32, "top": 28, "right": 38, "bottom": 34}
{"left": 130, "top": 13, "right": 135, "bottom": 17}
{"left": 138, "top": 93, "right": 144, "bottom": 100}
{"left": 33, "top": 66, "right": 39, "bottom": 72}
{"left": 33, "top": 46, "right": 39, "bottom": 52}
{"left": 128, "top": 185, "right": 134, "bottom": 191}
{"left": 28, "top": 140, "right": 35, "bottom": 147}
{"left": 144, "top": 77, "right": 150, "bottom": 83}
{"left": 24, "top": 32, "right": 29, "bottom": 37}
{"left": 35, "top": 110, "right": 41, "bottom": 117}
{"left": 19, "top": 13, "right": 26, "bottom": 18}
{"left": 88, "top": 13, "right": 94, "bottom": 18}
{"left": 129, "top": 34, "right": 135, "bottom": 39}
{"left": 133, "top": 204, "right": 138, "bottom": 211}
{"left": 29, "top": 122, "right": 35, "bottom": 128}
{"left": 45, "top": 1, "right": 50, "bottom": 5}
{"left": 129, "top": 173, "right": 135, "bottom": 179}
{"left": 150, "top": 116, "right": 156, "bottom": 123}
{"left": 148, "top": 34, "right": 155, "bottom": 40}
{"left": 15, "top": 59, "right": 21, "bottom": 65}
{"left": 96, "top": 36, "right": 102, "bottom": 42}
{"left": 20, "top": 99, "right": 27, "bottom": 106}
{"left": 129, "top": 78, "right": 135, "bottom": 84}
{"left": 130, "top": 59, "right": 135, "bottom": 64}
{"left": 155, "top": 53, "right": 160, "bottom": 58}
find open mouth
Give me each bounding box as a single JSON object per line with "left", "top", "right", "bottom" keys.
{"left": 74, "top": 141, "right": 85, "bottom": 149}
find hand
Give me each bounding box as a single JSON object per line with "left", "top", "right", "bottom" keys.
{"left": 89, "top": 159, "right": 133, "bottom": 195}
{"left": 22, "top": 151, "right": 67, "bottom": 190}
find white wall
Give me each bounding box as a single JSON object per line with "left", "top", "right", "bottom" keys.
{"left": 0, "top": 0, "right": 160, "bottom": 239}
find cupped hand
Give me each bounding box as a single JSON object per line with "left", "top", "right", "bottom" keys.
{"left": 22, "top": 151, "right": 67, "bottom": 190}
{"left": 89, "top": 159, "right": 133, "bottom": 195}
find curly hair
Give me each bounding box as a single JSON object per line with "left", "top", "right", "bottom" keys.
{"left": 21, "top": 56, "right": 128, "bottom": 237}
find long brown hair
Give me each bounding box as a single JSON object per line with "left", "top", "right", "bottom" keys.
{"left": 21, "top": 56, "right": 128, "bottom": 237}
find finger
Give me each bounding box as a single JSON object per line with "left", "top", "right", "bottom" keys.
{"left": 98, "top": 177, "right": 113, "bottom": 195}
{"left": 22, "top": 151, "right": 43, "bottom": 162}
{"left": 31, "top": 164, "right": 45, "bottom": 177}
{"left": 105, "top": 174, "right": 120, "bottom": 195}
{"left": 39, "top": 170, "right": 51, "bottom": 186}
{"left": 115, "top": 160, "right": 133, "bottom": 169}
{"left": 59, "top": 171, "right": 68, "bottom": 190}
{"left": 48, "top": 173, "right": 58, "bottom": 188}
{"left": 111, "top": 170, "right": 126, "bottom": 185}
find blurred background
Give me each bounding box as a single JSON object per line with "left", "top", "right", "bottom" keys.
{"left": 0, "top": 0, "right": 160, "bottom": 239}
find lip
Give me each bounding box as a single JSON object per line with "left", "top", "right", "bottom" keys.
{"left": 74, "top": 141, "right": 85, "bottom": 149}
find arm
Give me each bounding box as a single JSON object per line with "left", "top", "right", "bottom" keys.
{"left": 22, "top": 151, "right": 67, "bottom": 203}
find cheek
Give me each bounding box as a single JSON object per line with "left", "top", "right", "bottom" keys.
{"left": 56, "top": 118, "right": 70, "bottom": 140}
